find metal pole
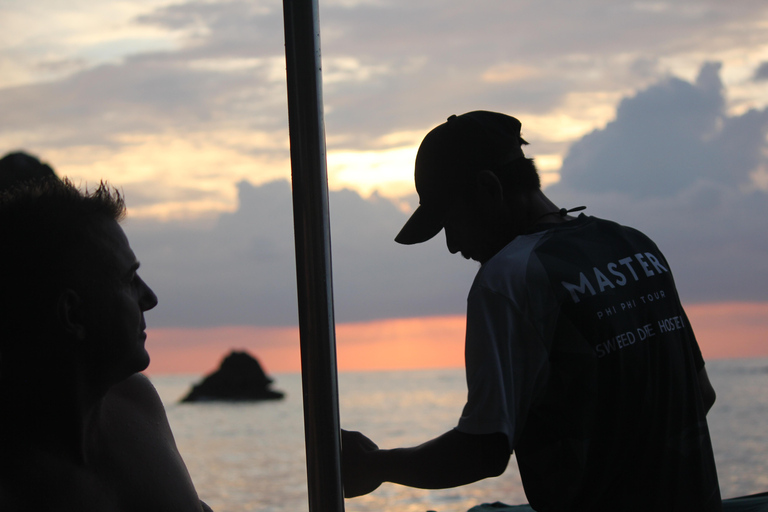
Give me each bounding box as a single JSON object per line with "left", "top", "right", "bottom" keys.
{"left": 282, "top": 1, "right": 345, "bottom": 512}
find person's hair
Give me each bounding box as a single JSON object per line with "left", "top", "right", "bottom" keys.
{"left": 0, "top": 177, "right": 126, "bottom": 349}
{"left": 493, "top": 156, "right": 541, "bottom": 195}
{"left": 460, "top": 156, "right": 541, "bottom": 209}
{"left": 0, "top": 151, "right": 57, "bottom": 191}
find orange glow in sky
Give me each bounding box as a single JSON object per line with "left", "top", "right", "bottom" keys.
{"left": 144, "top": 316, "right": 467, "bottom": 375}
{"left": 684, "top": 302, "right": 768, "bottom": 360}
{"left": 144, "top": 301, "right": 768, "bottom": 376}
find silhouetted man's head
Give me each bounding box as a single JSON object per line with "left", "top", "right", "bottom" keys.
{"left": 395, "top": 111, "right": 540, "bottom": 247}
{"left": 0, "top": 178, "right": 157, "bottom": 385}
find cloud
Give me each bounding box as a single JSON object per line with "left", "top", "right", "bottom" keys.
{"left": 3, "top": 0, "right": 768, "bottom": 224}
{"left": 124, "top": 179, "right": 475, "bottom": 328}
{"left": 4, "top": 0, "right": 768, "bottom": 155}
{"left": 0, "top": 54, "right": 289, "bottom": 149}
{"left": 556, "top": 62, "right": 730, "bottom": 198}
{"left": 2, "top": 1, "right": 768, "bottom": 328}
{"left": 124, "top": 179, "right": 297, "bottom": 328}
{"left": 547, "top": 62, "right": 768, "bottom": 304}
{"left": 120, "top": 62, "right": 768, "bottom": 330}
{"left": 0, "top": 1, "right": 290, "bottom": 150}
{"left": 21, "top": 61, "right": 757, "bottom": 333}
{"left": 754, "top": 62, "right": 768, "bottom": 82}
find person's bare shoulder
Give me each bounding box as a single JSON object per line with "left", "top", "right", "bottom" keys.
{"left": 107, "top": 373, "right": 175, "bottom": 438}
{"left": 110, "top": 373, "right": 165, "bottom": 411}
{"left": 103, "top": 373, "right": 210, "bottom": 511}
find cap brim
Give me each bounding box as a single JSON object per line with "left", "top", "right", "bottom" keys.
{"left": 395, "top": 203, "right": 445, "bottom": 245}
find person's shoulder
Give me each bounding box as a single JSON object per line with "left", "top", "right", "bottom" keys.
{"left": 577, "top": 215, "right": 660, "bottom": 245}
{"left": 100, "top": 378, "right": 209, "bottom": 511}
{"left": 107, "top": 373, "right": 167, "bottom": 421}
{"left": 586, "top": 214, "right": 645, "bottom": 234}
{"left": 110, "top": 372, "right": 161, "bottom": 400}
{"left": 101, "top": 373, "right": 180, "bottom": 464}
{"left": 473, "top": 232, "right": 548, "bottom": 300}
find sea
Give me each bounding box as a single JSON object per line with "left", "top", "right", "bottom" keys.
{"left": 150, "top": 357, "right": 768, "bottom": 512}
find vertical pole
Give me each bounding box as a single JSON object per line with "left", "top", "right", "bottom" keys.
{"left": 282, "top": 1, "right": 345, "bottom": 512}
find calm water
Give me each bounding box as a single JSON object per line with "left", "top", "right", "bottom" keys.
{"left": 152, "top": 358, "right": 768, "bottom": 512}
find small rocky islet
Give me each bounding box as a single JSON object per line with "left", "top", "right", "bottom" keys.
{"left": 180, "top": 350, "right": 285, "bottom": 403}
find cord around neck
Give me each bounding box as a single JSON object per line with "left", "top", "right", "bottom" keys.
{"left": 532, "top": 205, "right": 586, "bottom": 225}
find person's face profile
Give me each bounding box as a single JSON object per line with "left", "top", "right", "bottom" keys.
{"left": 441, "top": 183, "right": 498, "bottom": 263}
{"left": 76, "top": 218, "right": 158, "bottom": 380}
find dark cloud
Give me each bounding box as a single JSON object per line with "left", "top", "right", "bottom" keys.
{"left": 555, "top": 62, "right": 768, "bottom": 198}
{"left": 125, "top": 179, "right": 475, "bottom": 328}
{"left": 124, "top": 180, "right": 296, "bottom": 328}
{"left": 561, "top": 64, "right": 732, "bottom": 197}
{"left": 548, "top": 63, "right": 768, "bottom": 303}
{"left": 754, "top": 62, "right": 768, "bottom": 82}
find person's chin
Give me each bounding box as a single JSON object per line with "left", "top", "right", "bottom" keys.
{"left": 462, "top": 251, "right": 484, "bottom": 263}
{"left": 137, "top": 349, "right": 151, "bottom": 372}
{"left": 128, "top": 347, "right": 151, "bottom": 374}
{"left": 136, "top": 333, "right": 151, "bottom": 368}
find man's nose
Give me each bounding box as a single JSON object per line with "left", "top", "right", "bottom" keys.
{"left": 139, "top": 277, "right": 159, "bottom": 311}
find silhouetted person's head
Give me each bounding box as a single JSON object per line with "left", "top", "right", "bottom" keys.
{"left": 395, "top": 111, "right": 545, "bottom": 262}
{"left": 0, "top": 151, "right": 57, "bottom": 191}
{"left": 0, "top": 178, "right": 157, "bottom": 389}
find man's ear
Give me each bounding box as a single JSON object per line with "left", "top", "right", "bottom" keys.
{"left": 57, "top": 289, "right": 86, "bottom": 341}
{"left": 475, "top": 170, "right": 505, "bottom": 214}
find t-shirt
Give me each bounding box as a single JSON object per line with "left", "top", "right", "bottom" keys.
{"left": 456, "top": 215, "right": 721, "bottom": 512}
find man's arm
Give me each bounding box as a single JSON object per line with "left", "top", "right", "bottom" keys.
{"left": 341, "top": 428, "right": 510, "bottom": 498}
{"left": 698, "top": 367, "right": 716, "bottom": 414}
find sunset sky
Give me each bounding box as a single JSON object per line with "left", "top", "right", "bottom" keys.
{"left": 2, "top": 0, "right": 767, "bottom": 374}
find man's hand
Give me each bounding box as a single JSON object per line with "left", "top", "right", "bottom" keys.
{"left": 341, "top": 429, "right": 382, "bottom": 498}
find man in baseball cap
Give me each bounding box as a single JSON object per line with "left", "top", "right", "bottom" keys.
{"left": 342, "top": 111, "right": 721, "bottom": 511}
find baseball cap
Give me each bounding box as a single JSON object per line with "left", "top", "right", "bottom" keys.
{"left": 394, "top": 111, "right": 527, "bottom": 245}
